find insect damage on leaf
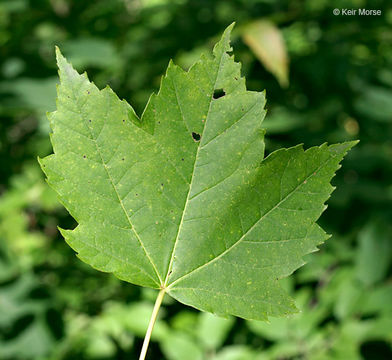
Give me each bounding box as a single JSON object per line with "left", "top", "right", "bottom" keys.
{"left": 39, "top": 23, "right": 357, "bottom": 321}
{"left": 191, "top": 132, "right": 201, "bottom": 142}
{"left": 213, "top": 88, "right": 226, "bottom": 99}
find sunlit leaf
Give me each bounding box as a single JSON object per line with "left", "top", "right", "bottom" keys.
{"left": 40, "top": 24, "right": 356, "bottom": 321}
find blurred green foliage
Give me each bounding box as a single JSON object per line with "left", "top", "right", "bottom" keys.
{"left": 0, "top": 0, "right": 391, "bottom": 359}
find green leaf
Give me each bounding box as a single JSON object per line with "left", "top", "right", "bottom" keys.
{"left": 214, "top": 345, "right": 265, "bottom": 360}
{"left": 197, "top": 312, "right": 235, "bottom": 350}
{"left": 160, "top": 331, "right": 204, "bottom": 360}
{"left": 39, "top": 24, "right": 356, "bottom": 321}
{"left": 247, "top": 289, "right": 327, "bottom": 342}
{"left": 62, "top": 37, "right": 121, "bottom": 70}
{"left": 0, "top": 274, "right": 55, "bottom": 359}
{"left": 354, "top": 85, "right": 392, "bottom": 123}
{"left": 355, "top": 221, "right": 392, "bottom": 286}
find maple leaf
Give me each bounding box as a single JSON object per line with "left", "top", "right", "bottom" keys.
{"left": 39, "top": 24, "right": 357, "bottom": 322}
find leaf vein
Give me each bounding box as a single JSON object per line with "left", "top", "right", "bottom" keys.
{"left": 167, "top": 153, "right": 338, "bottom": 288}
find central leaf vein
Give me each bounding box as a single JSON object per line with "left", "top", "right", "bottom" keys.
{"left": 163, "top": 49, "right": 227, "bottom": 286}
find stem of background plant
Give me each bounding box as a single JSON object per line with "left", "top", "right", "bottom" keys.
{"left": 138, "top": 288, "right": 166, "bottom": 360}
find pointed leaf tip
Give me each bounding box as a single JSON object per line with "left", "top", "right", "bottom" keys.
{"left": 213, "top": 23, "right": 236, "bottom": 56}
{"left": 345, "top": 139, "right": 360, "bottom": 150}
{"left": 54, "top": 46, "right": 81, "bottom": 82}
{"left": 330, "top": 140, "right": 359, "bottom": 155}
{"left": 226, "top": 22, "right": 236, "bottom": 32}
{"left": 55, "top": 46, "right": 65, "bottom": 65}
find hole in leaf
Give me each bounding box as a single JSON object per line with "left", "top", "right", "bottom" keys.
{"left": 213, "top": 88, "right": 225, "bottom": 99}
{"left": 192, "top": 132, "right": 201, "bottom": 142}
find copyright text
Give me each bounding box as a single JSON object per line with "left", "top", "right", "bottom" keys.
{"left": 333, "top": 8, "right": 382, "bottom": 16}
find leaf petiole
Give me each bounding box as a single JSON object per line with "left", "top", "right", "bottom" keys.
{"left": 139, "top": 288, "right": 166, "bottom": 360}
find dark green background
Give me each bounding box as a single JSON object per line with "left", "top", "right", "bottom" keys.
{"left": 0, "top": 0, "right": 391, "bottom": 359}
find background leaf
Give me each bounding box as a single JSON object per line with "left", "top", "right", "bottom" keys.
{"left": 242, "top": 20, "right": 289, "bottom": 87}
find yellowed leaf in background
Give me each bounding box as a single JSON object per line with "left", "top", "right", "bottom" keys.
{"left": 242, "top": 20, "right": 289, "bottom": 87}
